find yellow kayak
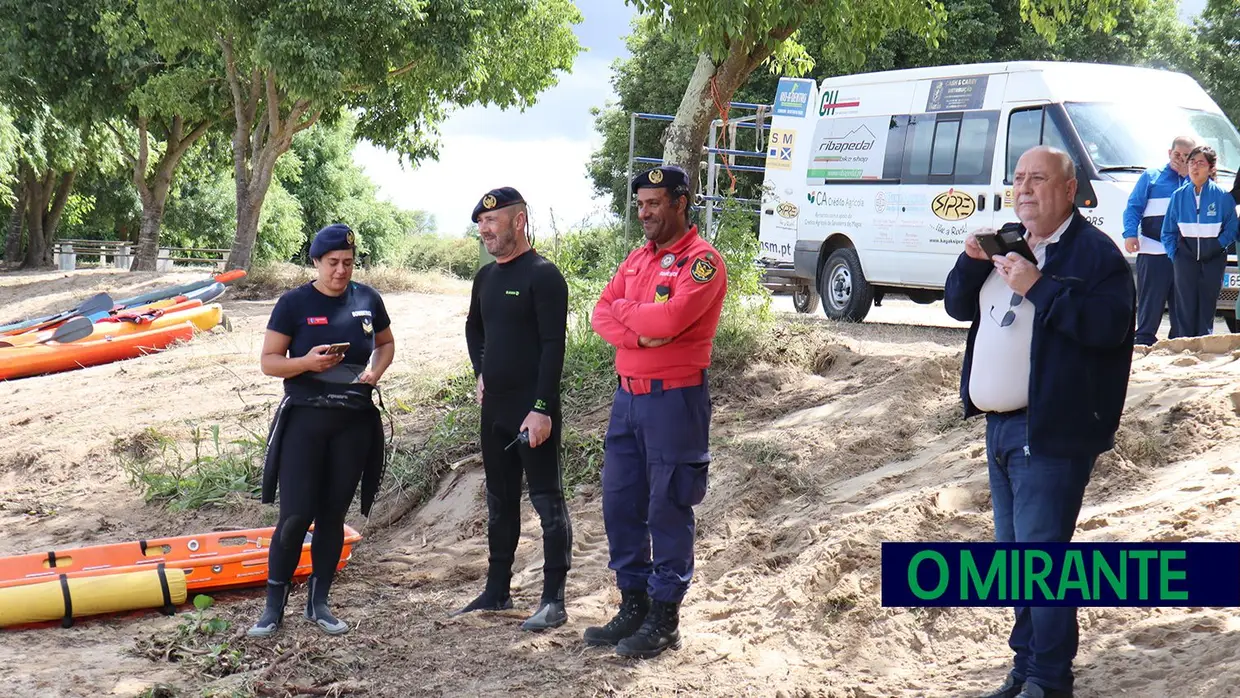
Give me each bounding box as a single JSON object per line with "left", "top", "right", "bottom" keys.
{"left": 86, "top": 303, "right": 223, "bottom": 341}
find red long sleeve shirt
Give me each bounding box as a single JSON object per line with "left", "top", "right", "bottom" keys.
{"left": 591, "top": 226, "right": 728, "bottom": 380}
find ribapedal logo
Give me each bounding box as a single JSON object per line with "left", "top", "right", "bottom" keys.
{"left": 881, "top": 542, "right": 1240, "bottom": 607}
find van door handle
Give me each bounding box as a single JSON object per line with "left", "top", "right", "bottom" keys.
{"left": 977, "top": 194, "right": 986, "bottom": 212}
{"left": 993, "top": 194, "right": 1002, "bottom": 211}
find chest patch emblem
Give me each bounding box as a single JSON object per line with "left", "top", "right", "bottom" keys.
{"left": 660, "top": 253, "right": 675, "bottom": 269}
{"left": 307, "top": 317, "right": 328, "bottom": 325}
{"left": 654, "top": 285, "right": 671, "bottom": 303}
{"left": 690, "top": 257, "right": 718, "bottom": 284}
{"left": 505, "top": 290, "right": 520, "bottom": 296}
{"left": 361, "top": 318, "right": 374, "bottom": 335}
{"left": 1208, "top": 203, "right": 1216, "bottom": 216}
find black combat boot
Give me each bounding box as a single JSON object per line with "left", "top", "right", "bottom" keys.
{"left": 582, "top": 589, "right": 651, "bottom": 647}
{"left": 246, "top": 580, "right": 291, "bottom": 638}
{"left": 615, "top": 599, "right": 681, "bottom": 659}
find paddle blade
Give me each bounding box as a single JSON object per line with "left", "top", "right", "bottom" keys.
{"left": 46, "top": 316, "right": 94, "bottom": 344}
{"left": 76, "top": 293, "right": 115, "bottom": 317}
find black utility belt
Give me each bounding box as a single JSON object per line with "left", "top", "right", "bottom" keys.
{"left": 284, "top": 382, "right": 375, "bottom": 411}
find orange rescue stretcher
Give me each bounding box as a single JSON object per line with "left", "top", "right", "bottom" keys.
{"left": 0, "top": 525, "right": 362, "bottom": 629}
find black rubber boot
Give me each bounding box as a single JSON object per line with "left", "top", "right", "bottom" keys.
{"left": 304, "top": 574, "right": 349, "bottom": 635}
{"left": 246, "top": 580, "right": 291, "bottom": 638}
{"left": 582, "top": 589, "right": 650, "bottom": 647}
{"left": 452, "top": 567, "right": 513, "bottom": 616}
{"left": 616, "top": 600, "right": 681, "bottom": 659}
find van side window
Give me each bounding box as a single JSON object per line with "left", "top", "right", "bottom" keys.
{"left": 1006, "top": 107, "right": 1070, "bottom": 182}
{"left": 903, "top": 111, "right": 998, "bottom": 185}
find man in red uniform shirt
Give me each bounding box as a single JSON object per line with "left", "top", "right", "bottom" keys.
{"left": 583, "top": 165, "right": 728, "bottom": 659}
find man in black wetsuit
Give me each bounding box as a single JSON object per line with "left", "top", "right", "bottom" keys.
{"left": 457, "top": 186, "right": 573, "bottom": 632}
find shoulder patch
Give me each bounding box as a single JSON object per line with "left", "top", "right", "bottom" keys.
{"left": 690, "top": 257, "right": 717, "bottom": 284}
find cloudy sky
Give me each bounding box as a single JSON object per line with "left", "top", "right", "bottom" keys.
{"left": 354, "top": 0, "right": 1213, "bottom": 237}
{"left": 352, "top": 2, "right": 640, "bottom": 237}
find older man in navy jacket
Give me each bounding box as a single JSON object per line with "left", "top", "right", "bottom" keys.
{"left": 946, "top": 145, "right": 1135, "bottom": 698}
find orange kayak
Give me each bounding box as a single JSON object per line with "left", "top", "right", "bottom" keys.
{"left": 0, "top": 524, "right": 362, "bottom": 593}
{"left": 0, "top": 322, "right": 194, "bottom": 381}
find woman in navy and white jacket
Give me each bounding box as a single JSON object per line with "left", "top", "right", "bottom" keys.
{"left": 1161, "top": 145, "right": 1239, "bottom": 338}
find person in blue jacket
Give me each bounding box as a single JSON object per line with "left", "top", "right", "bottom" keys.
{"left": 1160, "top": 145, "right": 1239, "bottom": 338}
{"left": 947, "top": 146, "right": 1134, "bottom": 698}
{"left": 1121, "top": 136, "right": 1195, "bottom": 345}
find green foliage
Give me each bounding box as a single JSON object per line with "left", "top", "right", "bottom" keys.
{"left": 401, "top": 234, "right": 479, "bottom": 278}
{"left": 116, "top": 423, "right": 265, "bottom": 510}
{"left": 592, "top": 0, "right": 1197, "bottom": 218}
{"left": 1194, "top": 0, "right": 1240, "bottom": 125}
{"left": 0, "top": 106, "right": 16, "bottom": 199}
{"left": 255, "top": 181, "right": 307, "bottom": 263}
{"left": 140, "top": 0, "right": 585, "bottom": 163}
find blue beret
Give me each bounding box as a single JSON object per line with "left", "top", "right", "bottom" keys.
{"left": 631, "top": 166, "right": 691, "bottom": 195}
{"left": 309, "top": 223, "right": 356, "bottom": 259}
{"left": 471, "top": 186, "right": 526, "bottom": 223}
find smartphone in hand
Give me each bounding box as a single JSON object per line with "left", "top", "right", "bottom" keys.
{"left": 976, "top": 224, "right": 1036, "bottom": 265}
{"left": 325, "top": 342, "right": 351, "bottom": 355}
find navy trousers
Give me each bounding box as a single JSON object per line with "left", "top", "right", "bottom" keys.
{"left": 1172, "top": 252, "right": 1226, "bottom": 338}
{"left": 986, "top": 412, "right": 1096, "bottom": 694}
{"left": 1135, "top": 253, "right": 1176, "bottom": 345}
{"left": 601, "top": 377, "right": 711, "bottom": 604}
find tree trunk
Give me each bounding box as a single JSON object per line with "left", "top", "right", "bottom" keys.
{"left": 221, "top": 39, "right": 321, "bottom": 272}
{"left": 21, "top": 168, "right": 76, "bottom": 269}
{"left": 226, "top": 151, "right": 279, "bottom": 272}
{"left": 129, "top": 116, "right": 212, "bottom": 271}
{"left": 4, "top": 179, "right": 26, "bottom": 265}
{"left": 662, "top": 39, "right": 793, "bottom": 197}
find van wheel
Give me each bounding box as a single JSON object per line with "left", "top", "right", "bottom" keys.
{"left": 792, "top": 284, "right": 820, "bottom": 314}
{"left": 819, "top": 248, "right": 874, "bottom": 323}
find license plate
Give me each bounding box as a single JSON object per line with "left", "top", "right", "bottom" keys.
{"left": 1227, "top": 273, "right": 1240, "bottom": 289}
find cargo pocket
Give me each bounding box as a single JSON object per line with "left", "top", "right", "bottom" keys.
{"left": 672, "top": 461, "right": 709, "bottom": 507}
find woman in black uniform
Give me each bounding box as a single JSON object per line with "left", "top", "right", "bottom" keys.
{"left": 247, "top": 223, "right": 395, "bottom": 637}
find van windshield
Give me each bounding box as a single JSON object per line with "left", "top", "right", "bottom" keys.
{"left": 1063, "top": 102, "right": 1240, "bottom": 176}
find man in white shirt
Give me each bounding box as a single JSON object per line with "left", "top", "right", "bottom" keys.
{"left": 945, "top": 146, "right": 1136, "bottom": 698}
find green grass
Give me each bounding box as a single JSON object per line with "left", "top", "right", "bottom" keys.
{"left": 115, "top": 423, "right": 265, "bottom": 511}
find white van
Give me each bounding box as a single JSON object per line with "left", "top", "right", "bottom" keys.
{"left": 758, "top": 61, "right": 1240, "bottom": 329}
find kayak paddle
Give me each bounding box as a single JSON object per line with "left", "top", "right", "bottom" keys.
{"left": 0, "top": 316, "right": 95, "bottom": 348}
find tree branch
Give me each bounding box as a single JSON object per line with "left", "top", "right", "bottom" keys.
{"left": 265, "top": 70, "right": 281, "bottom": 141}
{"left": 104, "top": 122, "right": 138, "bottom": 166}
{"left": 219, "top": 35, "right": 247, "bottom": 133}
{"left": 45, "top": 170, "right": 78, "bottom": 238}
{"left": 136, "top": 116, "right": 150, "bottom": 197}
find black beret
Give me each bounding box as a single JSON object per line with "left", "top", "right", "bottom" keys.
{"left": 471, "top": 186, "right": 526, "bottom": 223}
{"left": 309, "top": 223, "right": 356, "bottom": 259}
{"left": 630, "top": 165, "right": 691, "bottom": 195}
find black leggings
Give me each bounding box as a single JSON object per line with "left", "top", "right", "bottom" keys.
{"left": 479, "top": 398, "right": 573, "bottom": 599}
{"left": 266, "top": 406, "right": 369, "bottom": 584}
